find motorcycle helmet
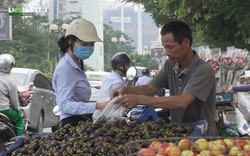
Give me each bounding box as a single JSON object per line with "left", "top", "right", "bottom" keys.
{"left": 111, "top": 52, "right": 133, "bottom": 69}
{"left": 0, "top": 54, "right": 15, "bottom": 73}
{"left": 65, "top": 18, "right": 102, "bottom": 42}
{"left": 142, "top": 68, "right": 150, "bottom": 75}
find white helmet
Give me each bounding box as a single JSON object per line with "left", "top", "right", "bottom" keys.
{"left": 0, "top": 54, "right": 15, "bottom": 73}
{"left": 65, "top": 18, "right": 102, "bottom": 42}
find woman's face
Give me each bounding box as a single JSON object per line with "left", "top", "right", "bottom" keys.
{"left": 73, "top": 40, "right": 95, "bottom": 51}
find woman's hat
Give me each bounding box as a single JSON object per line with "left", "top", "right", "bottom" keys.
{"left": 65, "top": 18, "right": 102, "bottom": 42}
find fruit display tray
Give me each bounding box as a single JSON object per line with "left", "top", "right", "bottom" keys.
{"left": 124, "top": 137, "right": 250, "bottom": 156}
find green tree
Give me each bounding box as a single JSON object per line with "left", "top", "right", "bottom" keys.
{"left": 103, "top": 24, "right": 161, "bottom": 71}
{"left": 0, "top": 3, "right": 161, "bottom": 79}
{"left": 124, "top": 0, "right": 250, "bottom": 50}
{"left": 0, "top": 0, "right": 28, "bottom": 9}
{"left": 0, "top": 15, "right": 50, "bottom": 68}
{"left": 130, "top": 53, "right": 159, "bottom": 70}
{"left": 103, "top": 24, "right": 136, "bottom": 71}
{"left": 0, "top": 14, "right": 55, "bottom": 81}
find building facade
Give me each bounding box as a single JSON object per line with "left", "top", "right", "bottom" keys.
{"left": 103, "top": 1, "right": 163, "bottom": 55}
{"left": 48, "top": 0, "right": 82, "bottom": 22}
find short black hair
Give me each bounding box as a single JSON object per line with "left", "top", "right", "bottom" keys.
{"left": 160, "top": 20, "right": 192, "bottom": 46}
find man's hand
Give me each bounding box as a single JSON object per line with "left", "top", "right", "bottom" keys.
{"left": 226, "top": 86, "right": 232, "bottom": 94}
{"left": 110, "top": 86, "right": 127, "bottom": 99}
{"left": 114, "top": 94, "right": 142, "bottom": 109}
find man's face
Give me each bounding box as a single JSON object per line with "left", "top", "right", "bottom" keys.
{"left": 161, "top": 33, "right": 189, "bottom": 64}
{"left": 117, "top": 63, "right": 131, "bottom": 70}
{"left": 116, "top": 63, "right": 131, "bottom": 76}
{"left": 125, "top": 63, "right": 132, "bottom": 70}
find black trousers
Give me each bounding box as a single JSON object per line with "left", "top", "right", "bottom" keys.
{"left": 60, "top": 114, "right": 93, "bottom": 128}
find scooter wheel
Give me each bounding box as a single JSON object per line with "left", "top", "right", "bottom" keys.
{"left": 0, "top": 122, "right": 16, "bottom": 144}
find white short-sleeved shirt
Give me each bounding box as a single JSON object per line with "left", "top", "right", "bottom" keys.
{"left": 92, "top": 71, "right": 125, "bottom": 121}
{"left": 135, "top": 75, "right": 152, "bottom": 86}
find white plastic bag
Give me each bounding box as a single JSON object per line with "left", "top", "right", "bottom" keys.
{"left": 92, "top": 97, "right": 110, "bottom": 122}
{"left": 235, "top": 108, "right": 250, "bottom": 135}
{"left": 237, "top": 92, "right": 250, "bottom": 121}
{"left": 94, "top": 97, "right": 127, "bottom": 123}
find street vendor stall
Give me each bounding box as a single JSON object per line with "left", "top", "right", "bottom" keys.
{"left": 1, "top": 46, "right": 250, "bottom": 156}
{"left": 197, "top": 46, "right": 250, "bottom": 136}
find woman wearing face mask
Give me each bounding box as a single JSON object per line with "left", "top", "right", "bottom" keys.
{"left": 52, "top": 18, "right": 107, "bottom": 127}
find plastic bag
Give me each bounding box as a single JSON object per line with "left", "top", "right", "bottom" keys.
{"left": 92, "top": 97, "right": 110, "bottom": 122}
{"left": 94, "top": 97, "right": 128, "bottom": 123}
{"left": 237, "top": 92, "right": 250, "bottom": 121}
{"left": 220, "top": 123, "right": 239, "bottom": 137}
{"left": 184, "top": 119, "right": 208, "bottom": 137}
{"left": 235, "top": 108, "right": 250, "bottom": 135}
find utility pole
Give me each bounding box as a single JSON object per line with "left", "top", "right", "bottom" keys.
{"left": 137, "top": 4, "right": 142, "bottom": 55}
{"left": 121, "top": 4, "right": 124, "bottom": 33}
{"left": 82, "top": 0, "right": 104, "bottom": 71}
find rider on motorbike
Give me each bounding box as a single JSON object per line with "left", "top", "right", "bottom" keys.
{"left": 0, "top": 54, "right": 25, "bottom": 136}
{"left": 135, "top": 68, "right": 152, "bottom": 86}
{"left": 92, "top": 52, "right": 134, "bottom": 121}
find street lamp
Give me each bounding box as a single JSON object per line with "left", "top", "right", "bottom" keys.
{"left": 48, "top": 24, "right": 69, "bottom": 68}
{"left": 49, "top": 23, "right": 69, "bottom": 33}
{"left": 111, "top": 35, "right": 126, "bottom": 44}
{"left": 143, "top": 45, "right": 155, "bottom": 55}
{"left": 111, "top": 35, "right": 126, "bottom": 52}
{"left": 49, "top": 23, "right": 69, "bottom": 61}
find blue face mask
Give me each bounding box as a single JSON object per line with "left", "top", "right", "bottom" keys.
{"left": 74, "top": 44, "right": 94, "bottom": 60}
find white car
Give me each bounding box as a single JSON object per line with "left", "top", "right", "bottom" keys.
{"left": 85, "top": 71, "right": 111, "bottom": 102}
{"left": 10, "top": 68, "right": 59, "bottom": 133}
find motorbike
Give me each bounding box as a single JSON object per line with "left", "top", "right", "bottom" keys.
{"left": 0, "top": 113, "right": 16, "bottom": 144}
{"left": 0, "top": 91, "right": 30, "bottom": 145}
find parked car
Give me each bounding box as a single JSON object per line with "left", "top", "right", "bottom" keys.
{"left": 85, "top": 71, "right": 111, "bottom": 102}
{"left": 10, "top": 68, "right": 59, "bottom": 133}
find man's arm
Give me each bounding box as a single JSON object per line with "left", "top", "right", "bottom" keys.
{"left": 110, "top": 83, "right": 158, "bottom": 98}
{"left": 115, "top": 93, "right": 195, "bottom": 109}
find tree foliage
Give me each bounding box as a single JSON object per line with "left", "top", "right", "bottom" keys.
{"left": 103, "top": 24, "right": 136, "bottom": 71}
{"left": 0, "top": 0, "right": 161, "bottom": 80}
{"left": 123, "top": 0, "right": 250, "bottom": 50}
{"left": 103, "top": 24, "right": 161, "bottom": 71}
{"left": 0, "top": 15, "right": 50, "bottom": 70}
{"left": 130, "top": 53, "right": 159, "bottom": 71}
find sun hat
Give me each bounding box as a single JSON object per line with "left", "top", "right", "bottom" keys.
{"left": 65, "top": 18, "right": 102, "bottom": 42}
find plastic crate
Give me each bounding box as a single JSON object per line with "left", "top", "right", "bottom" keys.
{"left": 125, "top": 137, "right": 250, "bottom": 156}
{"left": 216, "top": 92, "right": 236, "bottom": 111}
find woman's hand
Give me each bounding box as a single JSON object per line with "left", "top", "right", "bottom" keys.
{"left": 96, "top": 101, "right": 109, "bottom": 109}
